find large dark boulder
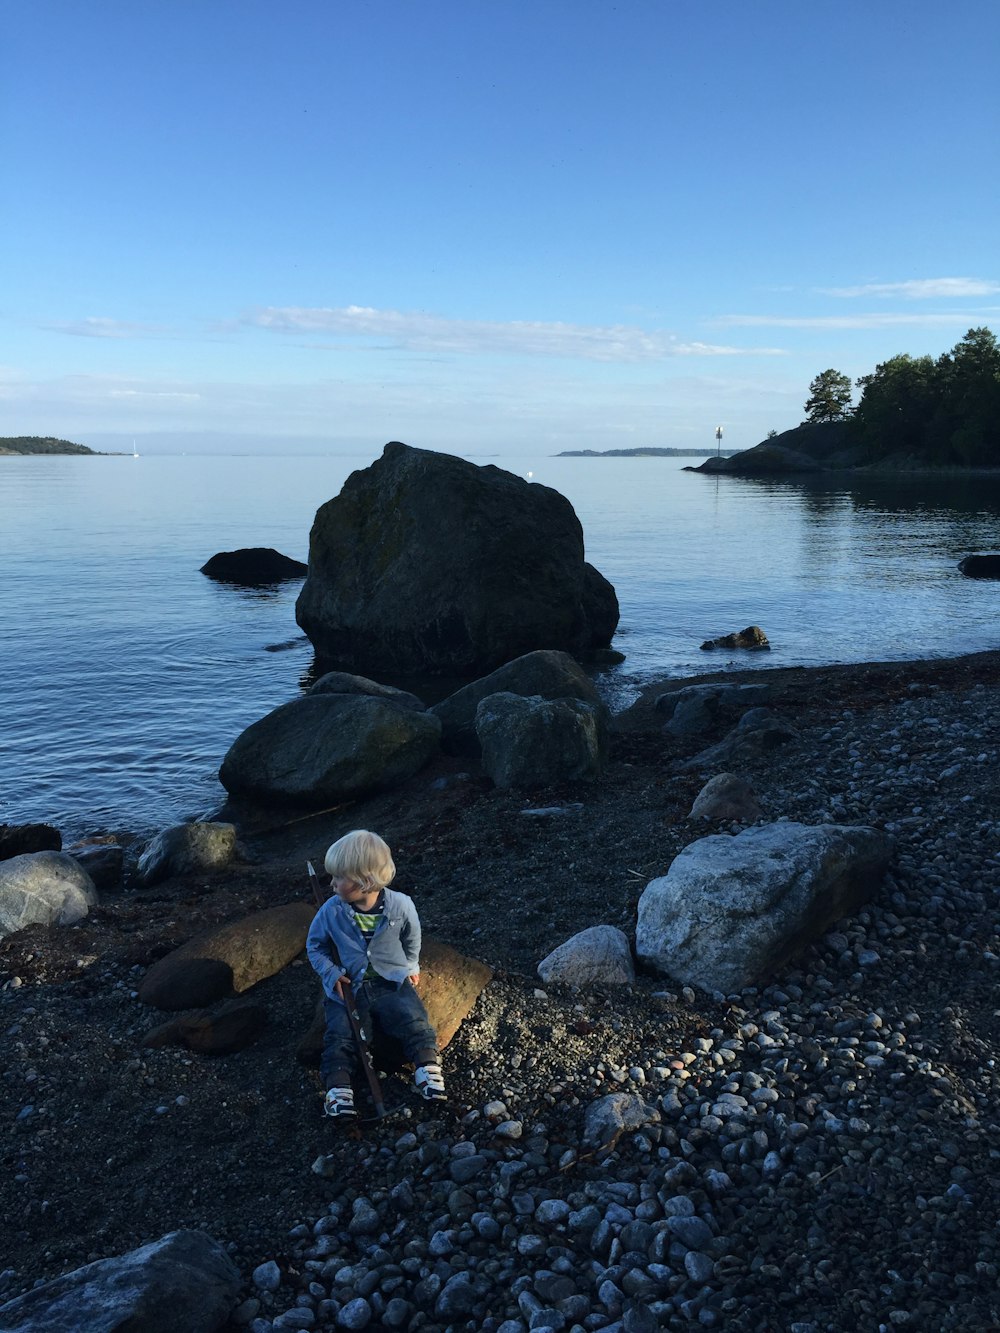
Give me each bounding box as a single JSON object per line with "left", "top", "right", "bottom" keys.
{"left": 0, "top": 823, "right": 61, "bottom": 861}
{"left": 430, "top": 649, "right": 607, "bottom": 757}
{"left": 200, "top": 546, "right": 307, "bottom": 585}
{"left": 295, "top": 442, "right": 619, "bottom": 676}
{"left": 959, "top": 554, "right": 1000, "bottom": 579}
{"left": 475, "top": 693, "right": 608, "bottom": 788}
{"left": 219, "top": 694, "right": 441, "bottom": 805}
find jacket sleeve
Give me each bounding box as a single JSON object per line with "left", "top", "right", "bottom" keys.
{"left": 399, "top": 896, "right": 422, "bottom": 972}
{"left": 306, "top": 905, "right": 345, "bottom": 999}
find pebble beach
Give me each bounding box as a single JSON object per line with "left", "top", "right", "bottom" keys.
{"left": 2, "top": 649, "right": 1000, "bottom": 1332}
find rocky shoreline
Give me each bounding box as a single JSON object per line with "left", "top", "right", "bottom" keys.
{"left": 2, "top": 648, "right": 1000, "bottom": 1331}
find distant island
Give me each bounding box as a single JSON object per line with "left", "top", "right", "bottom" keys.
{"left": 0, "top": 436, "right": 97, "bottom": 456}
{"left": 556, "top": 446, "right": 740, "bottom": 458}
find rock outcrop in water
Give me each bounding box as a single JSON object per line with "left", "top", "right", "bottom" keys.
{"left": 199, "top": 547, "right": 307, "bottom": 585}
{"left": 295, "top": 442, "right": 619, "bottom": 677}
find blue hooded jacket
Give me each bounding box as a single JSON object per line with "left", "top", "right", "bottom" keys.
{"left": 306, "top": 887, "right": 422, "bottom": 999}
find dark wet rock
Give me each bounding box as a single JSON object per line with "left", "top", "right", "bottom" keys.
{"left": 219, "top": 694, "right": 441, "bottom": 805}
{"left": 138, "top": 902, "right": 316, "bottom": 1010}
{"left": 200, "top": 547, "right": 307, "bottom": 584}
{"left": 636, "top": 821, "right": 892, "bottom": 991}
{"left": 0, "top": 852, "right": 97, "bottom": 941}
{"left": 681, "top": 707, "right": 797, "bottom": 772}
{"left": 295, "top": 441, "right": 618, "bottom": 677}
{"left": 654, "top": 682, "right": 771, "bottom": 736}
{"left": 137, "top": 822, "right": 237, "bottom": 888}
{"left": 958, "top": 553, "right": 1000, "bottom": 579}
{"left": 431, "top": 649, "right": 606, "bottom": 759}
{"left": 65, "top": 838, "right": 124, "bottom": 890}
{"left": 0, "top": 823, "right": 61, "bottom": 862}
{"left": 476, "top": 693, "right": 607, "bottom": 788}
{"left": 700, "top": 624, "right": 770, "bottom": 651}
{"left": 0, "top": 1229, "right": 239, "bottom": 1333}
{"left": 691, "top": 442, "right": 823, "bottom": 475}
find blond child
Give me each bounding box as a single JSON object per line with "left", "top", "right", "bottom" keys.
{"left": 306, "top": 829, "right": 445, "bottom": 1117}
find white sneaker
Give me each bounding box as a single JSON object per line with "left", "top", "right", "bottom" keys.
{"left": 323, "top": 1086, "right": 356, "bottom": 1118}
{"left": 413, "top": 1063, "right": 447, "bottom": 1101}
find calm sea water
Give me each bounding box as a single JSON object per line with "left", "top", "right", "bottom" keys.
{"left": 2, "top": 451, "right": 999, "bottom": 840}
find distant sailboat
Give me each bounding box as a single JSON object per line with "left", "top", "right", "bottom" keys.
{"left": 132, "top": 439, "right": 139, "bottom": 459}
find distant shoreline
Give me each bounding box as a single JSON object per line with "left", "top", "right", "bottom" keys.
{"left": 0, "top": 436, "right": 98, "bottom": 457}
{"left": 555, "top": 447, "right": 741, "bottom": 458}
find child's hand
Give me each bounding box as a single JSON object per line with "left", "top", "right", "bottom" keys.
{"left": 410, "top": 973, "right": 420, "bottom": 987}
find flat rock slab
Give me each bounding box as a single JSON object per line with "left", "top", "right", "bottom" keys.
{"left": 142, "top": 1000, "right": 268, "bottom": 1055}
{"left": 297, "top": 935, "right": 493, "bottom": 1064}
{"left": 138, "top": 901, "right": 316, "bottom": 1010}
{"left": 0, "top": 1228, "right": 239, "bottom": 1333}
{"left": 636, "top": 821, "right": 892, "bottom": 993}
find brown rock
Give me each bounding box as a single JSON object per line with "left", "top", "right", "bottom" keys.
{"left": 689, "top": 773, "right": 763, "bottom": 822}
{"left": 138, "top": 902, "right": 316, "bottom": 1011}
{"left": 142, "top": 1000, "right": 267, "bottom": 1055}
{"left": 296, "top": 935, "right": 493, "bottom": 1066}
{"left": 700, "top": 625, "right": 770, "bottom": 651}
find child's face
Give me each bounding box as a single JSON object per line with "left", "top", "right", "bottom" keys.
{"left": 332, "top": 875, "right": 376, "bottom": 905}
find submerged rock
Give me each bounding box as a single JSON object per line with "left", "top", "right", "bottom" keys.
{"left": 700, "top": 624, "right": 770, "bottom": 651}
{"left": 200, "top": 546, "right": 307, "bottom": 584}
{"left": 295, "top": 441, "right": 619, "bottom": 676}
{"left": 958, "top": 553, "right": 1000, "bottom": 579}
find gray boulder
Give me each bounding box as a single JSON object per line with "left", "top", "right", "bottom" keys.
{"left": 654, "top": 682, "right": 772, "bottom": 737}
{"left": 219, "top": 694, "right": 441, "bottom": 804}
{"left": 137, "top": 822, "right": 237, "bottom": 888}
{"left": 0, "top": 852, "right": 97, "bottom": 941}
{"left": 309, "top": 671, "right": 426, "bottom": 711}
{"left": 0, "top": 1229, "right": 239, "bottom": 1333}
{"left": 476, "top": 692, "right": 607, "bottom": 788}
{"left": 431, "top": 649, "right": 606, "bottom": 757}
{"left": 681, "top": 707, "right": 797, "bottom": 773}
{"left": 636, "top": 822, "right": 892, "bottom": 993}
{"left": 689, "top": 773, "right": 762, "bottom": 822}
{"left": 582, "top": 1093, "right": 661, "bottom": 1150}
{"left": 295, "top": 441, "right": 619, "bottom": 677}
{"left": 537, "top": 925, "right": 635, "bottom": 988}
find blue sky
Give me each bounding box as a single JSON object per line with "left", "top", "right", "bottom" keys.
{"left": 3, "top": 1, "right": 998, "bottom": 455}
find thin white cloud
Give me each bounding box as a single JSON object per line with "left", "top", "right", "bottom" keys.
{"left": 247, "top": 305, "right": 785, "bottom": 361}
{"left": 43, "top": 317, "right": 171, "bottom": 339}
{"left": 715, "top": 311, "right": 1000, "bottom": 330}
{"left": 820, "top": 277, "right": 1000, "bottom": 300}
{"left": 109, "top": 389, "right": 201, "bottom": 400}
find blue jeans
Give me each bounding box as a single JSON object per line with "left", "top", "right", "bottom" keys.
{"left": 321, "top": 975, "right": 438, "bottom": 1089}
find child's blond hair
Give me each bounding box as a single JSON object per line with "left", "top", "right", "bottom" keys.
{"left": 324, "top": 829, "right": 396, "bottom": 893}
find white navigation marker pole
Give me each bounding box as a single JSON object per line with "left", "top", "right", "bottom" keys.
{"left": 715, "top": 425, "right": 723, "bottom": 457}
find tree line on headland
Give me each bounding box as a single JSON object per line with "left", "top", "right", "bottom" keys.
{"left": 803, "top": 327, "right": 1000, "bottom": 467}
{"left": 0, "top": 436, "right": 96, "bottom": 456}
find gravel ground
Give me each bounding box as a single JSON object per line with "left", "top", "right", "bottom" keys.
{"left": 2, "top": 650, "right": 1000, "bottom": 1332}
